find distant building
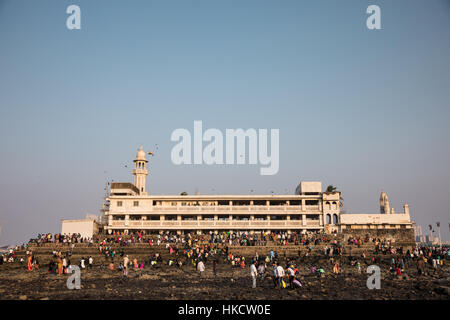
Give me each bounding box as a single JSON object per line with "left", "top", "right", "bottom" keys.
{"left": 61, "top": 214, "right": 101, "bottom": 238}
{"left": 97, "top": 146, "right": 414, "bottom": 239}
{"left": 61, "top": 146, "right": 415, "bottom": 243}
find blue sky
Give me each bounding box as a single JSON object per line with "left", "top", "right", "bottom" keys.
{"left": 0, "top": 0, "right": 449, "bottom": 244}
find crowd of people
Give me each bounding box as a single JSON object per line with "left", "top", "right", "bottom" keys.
{"left": 1, "top": 230, "right": 449, "bottom": 291}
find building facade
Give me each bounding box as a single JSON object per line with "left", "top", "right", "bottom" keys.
{"left": 99, "top": 146, "right": 414, "bottom": 236}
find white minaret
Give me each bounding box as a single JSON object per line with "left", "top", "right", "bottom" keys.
{"left": 380, "top": 190, "right": 390, "bottom": 214}
{"left": 132, "top": 145, "right": 149, "bottom": 195}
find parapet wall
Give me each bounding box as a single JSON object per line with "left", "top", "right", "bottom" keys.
{"left": 341, "top": 228, "right": 415, "bottom": 246}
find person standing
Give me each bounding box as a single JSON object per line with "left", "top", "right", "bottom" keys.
{"left": 57, "top": 257, "right": 63, "bottom": 275}
{"left": 258, "top": 262, "right": 265, "bottom": 282}
{"left": 333, "top": 262, "right": 339, "bottom": 274}
{"left": 27, "top": 254, "right": 33, "bottom": 271}
{"left": 272, "top": 263, "right": 278, "bottom": 288}
{"left": 197, "top": 259, "right": 205, "bottom": 278}
{"left": 250, "top": 261, "right": 258, "bottom": 288}
{"left": 276, "top": 263, "right": 285, "bottom": 289}
{"left": 123, "top": 255, "right": 129, "bottom": 277}
{"left": 287, "top": 265, "right": 295, "bottom": 288}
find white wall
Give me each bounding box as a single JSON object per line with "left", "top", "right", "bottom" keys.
{"left": 340, "top": 213, "right": 411, "bottom": 225}
{"left": 61, "top": 219, "right": 96, "bottom": 238}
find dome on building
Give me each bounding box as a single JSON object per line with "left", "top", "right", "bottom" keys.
{"left": 135, "top": 145, "right": 147, "bottom": 161}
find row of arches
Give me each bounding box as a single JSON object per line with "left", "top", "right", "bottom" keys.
{"left": 326, "top": 214, "right": 339, "bottom": 225}
{"left": 325, "top": 201, "right": 339, "bottom": 210}
{"left": 136, "top": 161, "right": 146, "bottom": 169}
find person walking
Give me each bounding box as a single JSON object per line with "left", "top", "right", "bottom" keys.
{"left": 250, "top": 261, "right": 257, "bottom": 288}
{"left": 287, "top": 265, "right": 295, "bottom": 289}
{"left": 197, "top": 259, "right": 205, "bottom": 278}
{"left": 123, "top": 255, "right": 129, "bottom": 277}
{"left": 276, "top": 262, "right": 285, "bottom": 289}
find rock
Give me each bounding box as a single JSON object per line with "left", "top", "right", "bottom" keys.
{"left": 436, "top": 286, "right": 450, "bottom": 295}
{"left": 91, "top": 284, "right": 96, "bottom": 289}
{"left": 19, "top": 295, "right": 27, "bottom": 300}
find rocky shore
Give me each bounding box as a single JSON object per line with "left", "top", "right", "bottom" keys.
{"left": 0, "top": 245, "right": 448, "bottom": 300}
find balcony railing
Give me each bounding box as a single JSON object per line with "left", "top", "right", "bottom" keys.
{"left": 153, "top": 205, "right": 318, "bottom": 212}
{"left": 109, "top": 219, "right": 322, "bottom": 229}
{"left": 110, "top": 204, "right": 322, "bottom": 214}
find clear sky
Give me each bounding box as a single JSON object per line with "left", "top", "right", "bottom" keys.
{"left": 0, "top": 0, "right": 449, "bottom": 245}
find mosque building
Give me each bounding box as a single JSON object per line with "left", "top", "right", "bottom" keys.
{"left": 87, "top": 146, "right": 414, "bottom": 239}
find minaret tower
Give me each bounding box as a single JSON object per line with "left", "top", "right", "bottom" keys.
{"left": 380, "top": 190, "right": 390, "bottom": 214}
{"left": 132, "top": 145, "right": 149, "bottom": 195}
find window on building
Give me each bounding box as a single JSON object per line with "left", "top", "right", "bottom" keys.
{"left": 253, "top": 200, "right": 266, "bottom": 206}
{"left": 270, "top": 200, "right": 285, "bottom": 206}
{"left": 270, "top": 215, "right": 286, "bottom": 220}
{"left": 133, "top": 201, "right": 139, "bottom": 206}
{"left": 117, "top": 201, "right": 122, "bottom": 207}
{"left": 181, "top": 215, "right": 197, "bottom": 220}
{"left": 233, "top": 215, "right": 250, "bottom": 220}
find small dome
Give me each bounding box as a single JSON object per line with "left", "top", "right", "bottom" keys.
{"left": 135, "top": 145, "right": 147, "bottom": 161}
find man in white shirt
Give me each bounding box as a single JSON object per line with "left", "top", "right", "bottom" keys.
{"left": 197, "top": 260, "right": 205, "bottom": 278}
{"left": 276, "top": 263, "right": 285, "bottom": 289}
{"left": 250, "top": 262, "right": 258, "bottom": 288}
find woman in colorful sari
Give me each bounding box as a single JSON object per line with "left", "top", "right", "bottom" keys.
{"left": 57, "top": 257, "right": 63, "bottom": 275}
{"left": 333, "top": 262, "right": 339, "bottom": 274}
{"left": 27, "top": 254, "right": 33, "bottom": 271}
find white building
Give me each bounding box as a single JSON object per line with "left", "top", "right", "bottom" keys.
{"left": 99, "top": 146, "right": 414, "bottom": 236}
{"left": 61, "top": 215, "right": 101, "bottom": 238}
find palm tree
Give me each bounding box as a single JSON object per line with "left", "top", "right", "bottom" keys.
{"left": 180, "top": 192, "right": 188, "bottom": 196}
{"left": 326, "top": 185, "right": 337, "bottom": 193}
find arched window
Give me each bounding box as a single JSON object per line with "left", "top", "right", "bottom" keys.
{"left": 326, "top": 214, "right": 331, "bottom": 224}
{"left": 332, "top": 201, "right": 337, "bottom": 210}
{"left": 326, "top": 201, "right": 331, "bottom": 210}
{"left": 333, "top": 214, "right": 338, "bottom": 224}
